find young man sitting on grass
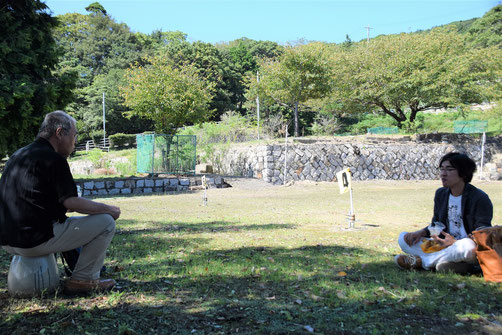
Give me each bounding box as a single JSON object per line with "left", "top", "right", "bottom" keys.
{"left": 395, "top": 152, "right": 493, "bottom": 274}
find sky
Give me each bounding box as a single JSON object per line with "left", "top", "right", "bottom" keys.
{"left": 43, "top": 0, "right": 500, "bottom": 44}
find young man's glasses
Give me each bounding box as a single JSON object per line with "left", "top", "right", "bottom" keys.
{"left": 439, "top": 167, "right": 457, "bottom": 173}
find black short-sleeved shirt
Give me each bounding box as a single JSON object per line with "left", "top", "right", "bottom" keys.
{"left": 0, "top": 137, "right": 77, "bottom": 248}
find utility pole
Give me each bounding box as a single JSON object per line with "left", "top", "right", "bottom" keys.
{"left": 256, "top": 71, "right": 260, "bottom": 141}
{"left": 102, "top": 92, "right": 106, "bottom": 147}
{"left": 364, "top": 24, "right": 373, "bottom": 43}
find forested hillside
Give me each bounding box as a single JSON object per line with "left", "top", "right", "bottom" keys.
{"left": 1, "top": 1, "right": 501, "bottom": 156}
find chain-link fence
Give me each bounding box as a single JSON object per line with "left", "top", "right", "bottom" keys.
{"left": 453, "top": 120, "right": 488, "bottom": 134}
{"left": 367, "top": 127, "right": 399, "bottom": 135}
{"left": 136, "top": 134, "right": 196, "bottom": 175}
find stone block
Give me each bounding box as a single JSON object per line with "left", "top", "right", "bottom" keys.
{"left": 169, "top": 178, "right": 178, "bottom": 186}
{"left": 109, "top": 189, "right": 120, "bottom": 195}
{"left": 95, "top": 181, "right": 105, "bottom": 189}
{"left": 121, "top": 188, "right": 132, "bottom": 194}
{"left": 144, "top": 188, "right": 153, "bottom": 193}
{"left": 115, "top": 181, "right": 124, "bottom": 188}
{"left": 145, "top": 179, "right": 154, "bottom": 187}
{"left": 137, "top": 179, "right": 145, "bottom": 187}
{"left": 155, "top": 179, "right": 163, "bottom": 187}
{"left": 97, "top": 189, "right": 108, "bottom": 195}
{"left": 83, "top": 181, "right": 94, "bottom": 190}
{"left": 196, "top": 164, "right": 213, "bottom": 174}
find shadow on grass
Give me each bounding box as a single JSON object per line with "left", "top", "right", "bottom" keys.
{"left": 1, "top": 228, "right": 501, "bottom": 334}
{"left": 116, "top": 219, "right": 297, "bottom": 235}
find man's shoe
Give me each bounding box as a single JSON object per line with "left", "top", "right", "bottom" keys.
{"left": 394, "top": 254, "right": 423, "bottom": 270}
{"left": 436, "top": 262, "right": 473, "bottom": 275}
{"left": 64, "top": 278, "right": 116, "bottom": 294}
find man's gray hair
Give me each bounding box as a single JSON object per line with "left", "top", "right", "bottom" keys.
{"left": 37, "top": 110, "right": 76, "bottom": 139}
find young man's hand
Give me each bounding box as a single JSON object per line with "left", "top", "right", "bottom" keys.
{"left": 432, "top": 231, "right": 456, "bottom": 247}
{"left": 404, "top": 229, "right": 427, "bottom": 246}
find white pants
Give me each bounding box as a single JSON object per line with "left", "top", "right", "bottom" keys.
{"left": 3, "top": 214, "right": 115, "bottom": 281}
{"left": 398, "top": 232, "right": 477, "bottom": 270}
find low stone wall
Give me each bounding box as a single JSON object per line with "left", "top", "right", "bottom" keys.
{"left": 75, "top": 175, "right": 225, "bottom": 197}
{"left": 218, "top": 135, "right": 502, "bottom": 185}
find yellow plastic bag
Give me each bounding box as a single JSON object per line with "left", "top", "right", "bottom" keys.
{"left": 420, "top": 238, "right": 447, "bottom": 253}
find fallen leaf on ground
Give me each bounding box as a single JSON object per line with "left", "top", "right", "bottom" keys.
{"left": 336, "top": 290, "right": 347, "bottom": 299}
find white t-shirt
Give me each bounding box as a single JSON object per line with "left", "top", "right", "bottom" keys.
{"left": 447, "top": 194, "right": 468, "bottom": 239}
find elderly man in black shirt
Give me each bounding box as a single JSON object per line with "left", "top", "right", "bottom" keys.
{"left": 0, "top": 111, "right": 120, "bottom": 294}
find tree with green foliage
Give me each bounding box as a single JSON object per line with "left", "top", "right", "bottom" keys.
{"left": 82, "top": 68, "right": 152, "bottom": 135}
{"left": 466, "top": 5, "right": 502, "bottom": 48}
{"left": 120, "top": 56, "right": 214, "bottom": 135}
{"left": 329, "top": 29, "right": 502, "bottom": 128}
{"left": 121, "top": 57, "right": 214, "bottom": 171}
{"left": 53, "top": 3, "right": 146, "bottom": 137}
{"left": 162, "top": 40, "right": 242, "bottom": 118}
{"left": 250, "top": 42, "right": 334, "bottom": 137}
{"left": 0, "top": 0, "right": 76, "bottom": 156}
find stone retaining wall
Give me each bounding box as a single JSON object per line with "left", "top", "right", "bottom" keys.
{"left": 218, "top": 136, "right": 502, "bottom": 185}
{"left": 75, "top": 176, "right": 224, "bottom": 197}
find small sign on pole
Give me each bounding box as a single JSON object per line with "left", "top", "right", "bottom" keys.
{"left": 201, "top": 175, "right": 208, "bottom": 206}
{"left": 336, "top": 168, "right": 355, "bottom": 228}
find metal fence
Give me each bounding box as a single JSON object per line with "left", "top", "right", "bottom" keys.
{"left": 367, "top": 127, "right": 399, "bottom": 135}
{"left": 136, "top": 134, "right": 196, "bottom": 175}
{"left": 453, "top": 120, "right": 488, "bottom": 134}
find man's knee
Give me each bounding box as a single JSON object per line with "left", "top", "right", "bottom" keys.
{"left": 398, "top": 232, "right": 409, "bottom": 248}
{"left": 99, "top": 214, "right": 116, "bottom": 234}
{"left": 83, "top": 213, "right": 115, "bottom": 235}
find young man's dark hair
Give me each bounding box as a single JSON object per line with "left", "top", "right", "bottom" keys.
{"left": 439, "top": 152, "right": 477, "bottom": 183}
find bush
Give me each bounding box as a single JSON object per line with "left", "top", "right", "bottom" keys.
{"left": 309, "top": 113, "right": 341, "bottom": 136}
{"left": 90, "top": 130, "right": 105, "bottom": 145}
{"left": 109, "top": 133, "right": 136, "bottom": 148}
{"left": 86, "top": 149, "right": 110, "bottom": 169}
{"left": 115, "top": 150, "right": 137, "bottom": 176}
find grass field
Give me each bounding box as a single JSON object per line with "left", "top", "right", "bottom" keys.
{"left": 1, "top": 180, "right": 501, "bottom": 334}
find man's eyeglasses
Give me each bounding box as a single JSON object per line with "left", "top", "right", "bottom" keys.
{"left": 439, "top": 167, "right": 457, "bottom": 173}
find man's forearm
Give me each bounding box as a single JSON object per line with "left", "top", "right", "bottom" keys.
{"left": 63, "top": 196, "right": 120, "bottom": 219}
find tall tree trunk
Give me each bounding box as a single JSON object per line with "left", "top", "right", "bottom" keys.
{"left": 294, "top": 101, "right": 299, "bottom": 137}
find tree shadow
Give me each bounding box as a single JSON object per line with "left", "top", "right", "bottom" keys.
{"left": 116, "top": 219, "right": 297, "bottom": 235}
{"left": 1, "top": 230, "right": 501, "bottom": 334}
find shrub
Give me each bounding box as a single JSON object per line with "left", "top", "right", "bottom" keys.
{"left": 90, "top": 130, "right": 105, "bottom": 146}
{"left": 109, "top": 133, "right": 136, "bottom": 148}
{"left": 309, "top": 113, "right": 341, "bottom": 136}
{"left": 86, "top": 149, "right": 110, "bottom": 169}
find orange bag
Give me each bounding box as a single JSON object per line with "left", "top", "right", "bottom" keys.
{"left": 472, "top": 226, "right": 502, "bottom": 283}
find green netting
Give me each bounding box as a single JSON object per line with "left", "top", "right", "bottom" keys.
{"left": 453, "top": 120, "right": 487, "bottom": 134}
{"left": 367, "top": 127, "right": 399, "bottom": 135}
{"left": 136, "top": 134, "right": 196, "bottom": 174}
